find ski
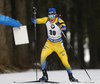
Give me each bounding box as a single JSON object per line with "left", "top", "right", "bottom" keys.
{"left": 14, "top": 80, "right": 95, "bottom": 84}
{"left": 14, "top": 80, "right": 59, "bottom": 84}
{"left": 59, "top": 80, "right": 95, "bottom": 84}
{"left": 61, "top": 80, "right": 95, "bottom": 84}
{"left": 78, "top": 80, "right": 95, "bottom": 83}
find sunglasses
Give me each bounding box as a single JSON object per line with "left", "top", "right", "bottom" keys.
{"left": 48, "top": 15, "right": 56, "bottom": 18}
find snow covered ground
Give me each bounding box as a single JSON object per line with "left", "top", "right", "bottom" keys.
{"left": 0, "top": 69, "right": 100, "bottom": 84}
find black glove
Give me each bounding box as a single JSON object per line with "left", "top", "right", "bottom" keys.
{"left": 56, "top": 22, "right": 64, "bottom": 27}
{"left": 56, "top": 22, "right": 61, "bottom": 26}
{"left": 33, "top": 7, "right": 37, "bottom": 14}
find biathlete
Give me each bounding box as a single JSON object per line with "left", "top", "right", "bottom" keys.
{"left": 31, "top": 7, "right": 78, "bottom": 82}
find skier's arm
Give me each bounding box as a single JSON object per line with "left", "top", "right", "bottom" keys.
{"left": 0, "top": 14, "right": 21, "bottom": 28}
{"left": 59, "top": 20, "right": 66, "bottom": 30}
{"left": 31, "top": 7, "right": 48, "bottom": 24}
{"left": 36, "top": 17, "right": 48, "bottom": 24}
{"left": 56, "top": 18, "right": 66, "bottom": 30}
{"left": 31, "top": 14, "right": 48, "bottom": 24}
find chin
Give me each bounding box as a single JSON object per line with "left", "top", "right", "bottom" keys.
{"left": 51, "top": 21, "right": 54, "bottom": 23}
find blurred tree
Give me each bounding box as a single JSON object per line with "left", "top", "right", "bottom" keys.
{"left": 74, "top": 0, "right": 85, "bottom": 69}
{"left": 11, "top": 0, "right": 30, "bottom": 69}
{"left": 0, "top": 0, "right": 13, "bottom": 72}
{"left": 95, "top": 1, "right": 100, "bottom": 68}
{"left": 67, "top": 0, "right": 82, "bottom": 69}
{"left": 4, "top": 0, "right": 17, "bottom": 70}
{"left": 86, "top": 0, "right": 100, "bottom": 68}
{"left": 25, "top": 0, "right": 35, "bottom": 68}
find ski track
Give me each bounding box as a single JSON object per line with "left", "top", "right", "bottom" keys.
{"left": 0, "top": 69, "right": 100, "bottom": 84}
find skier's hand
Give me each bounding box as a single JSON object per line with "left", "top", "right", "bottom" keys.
{"left": 56, "top": 22, "right": 61, "bottom": 27}
{"left": 56, "top": 22, "right": 66, "bottom": 30}
{"left": 33, "top": 7, "right": 37, "bottom": 14}
{"left": 56, "top": 22, "right": 63, "bottom": 28}
{"left": 19, "top": 24, "right": 22, "bottom": 29}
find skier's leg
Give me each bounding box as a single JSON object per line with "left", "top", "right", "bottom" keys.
{"left": 39, "top": 42, "right": 53, "bottom": 81}
{"left": 56, "top": 48, "right": 72, "bottom": 74}
{"left": 55, "top": 42, "right": 78, "bottom": 82}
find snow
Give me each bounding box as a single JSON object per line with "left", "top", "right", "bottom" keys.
{"left": 0, "top": 69, "right": 100, "bottom": 84}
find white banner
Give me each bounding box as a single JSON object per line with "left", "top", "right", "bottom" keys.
{"left": 13, "top": 25, "right": 29, "bottom": 45}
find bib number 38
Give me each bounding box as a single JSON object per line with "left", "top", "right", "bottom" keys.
{"left": 49, "top": 30, "right": 56, "bottom": 35}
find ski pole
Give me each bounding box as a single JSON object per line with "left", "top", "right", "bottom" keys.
{"left": 60, "top": 29, "right": 92, "bottom": 81}
{"left": 59, "top": 1, "right": 92, "bottom": 81}
{"left": 32, "top": 7, "right": 38, "bottom": 81}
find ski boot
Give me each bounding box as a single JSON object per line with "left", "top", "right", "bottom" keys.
{"left": 68, "top": 73, "right": 78, "bottom": 82}
{"left": 39, "top": 69, "right": 48, "bottom": 82}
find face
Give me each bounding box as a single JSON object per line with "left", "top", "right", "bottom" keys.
{"left": 48, "top": 14, "right": 56, "bottom": 23}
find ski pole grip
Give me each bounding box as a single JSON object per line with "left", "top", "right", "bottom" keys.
{"left": 33, "top": 7, "right": 37, "bottom": 14}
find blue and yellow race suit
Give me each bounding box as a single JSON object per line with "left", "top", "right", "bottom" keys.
{"left": 36, "top": 17, "right": 72, "bottom": 74}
